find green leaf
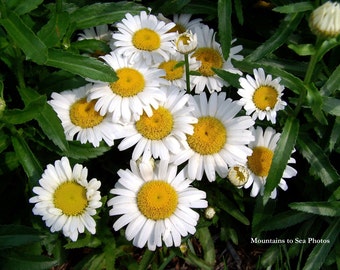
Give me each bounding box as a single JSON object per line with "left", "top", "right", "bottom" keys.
{"left": 62, "top": 141, "right": 111, "bottom": 161}
{"left": 1, "top": 95, "right": 46, "bottom": 124}
{"left": 0, "top": 131, "right": 10, "bottom": 153}
{"left": 297, "top": 135, "right": 339, "bottom": 187}
{"left": 196, "top": 227, "right": 216, "bottom": 266}
{"left": 11, "top": 133, "right": 43, "bottom": 186}
{"left": 302, "top": 218, "right": 340, "bottom": 270}
{"left": 37, "top": 11, "right": 70, "bottom": 48}
{"left": 218, "top": 0, "right": 232, "bottom": 60}
{"left": 322, "top": 97, "right": 340, "bottom": 116}
{"left": 288, "top": 43, "right": 315, "bottom": 56}
{"left": 328, "top": 117, "right": 340, "bottom": 152}
{"left": 213, "top": 68, "right": 241, "bottom": 88}
{"left": 263, "top": 117, "right": 299, "bottom": 204}
{"left": 273, "top": 1, "right": 314, "bottom": 13}
{"left": 71, "top": 39, "right": 111, "bottom": 56}
{"left": 0, "top": 253, "right": 58, "bottom": 270}
{"left": 46, "top": 48, "right": 117, "bottom": 82}
{"left": 4, "top": 0, "right": 44, "bottom": 15}
{"left": 306, "top": 84, "right": 328, "bottom": 124}
{"left": 320, "top": 64, "right": 340, "bottom": 96}
{"left": 234, "top": 0, "right": 244, "bottom": 25}
{"left": 246, "top": 12, "right": 303, "bottom": 62}
{"left": 289, "top": 201, "right": 340, "bottom": 217}
{"left": 0, "top": 225, "right": 42, "bottom": 250}
{"left": 0, "top": 10, "right": 48, "bottom": 64}
{"left": 70, "top": 2, "right": 146, "bottom": 30}
{"left": 0, "top": 152, "right": 20, "bottom": 175}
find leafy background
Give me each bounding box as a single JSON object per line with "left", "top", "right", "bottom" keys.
{"left": 0, "top": 0, "right": 339, "bottom": 269}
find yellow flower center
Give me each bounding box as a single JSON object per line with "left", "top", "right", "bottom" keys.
{"left": 252, "top": 86, "right": 278, "bottom": 110}
{"left": 247, "top": 146, "right": 274, "bottom": 177}
{"left": 159, "top": 60, "right": 184, "bottom": 81}
{"left": 70, "top": 98, "right": 104, "bottom": 128}
{"left": 192, "top": 47, "right": 223, "bottom": 76}
{"left": 135, "top": 107, "right": 174, "bottom": 140}
{"left": 110, "top": 68, "right": 145, "bottom": 97}
{"left": 132, "top": 28, "right": 161, "bottom": 51}
{"left": 187, "top": 116, "right": 226, "bottom": 155}
{"left": 137, "top": 180, "right": 178, "bottom": 220}
{"left": 53, "top": 181, "right": 88, "bottom": 216}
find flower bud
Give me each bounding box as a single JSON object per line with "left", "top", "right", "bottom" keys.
{"left": 174, "top": 31, "right": 198, "bottom": 54}
{"left": 0, "top": 97, "right": 6, "bottom": 117}
{"left": 227, "top": 165, "right": 250, "bottom": 187}
{"left": 205, "top": 206, "right": 216, "bottom": 220}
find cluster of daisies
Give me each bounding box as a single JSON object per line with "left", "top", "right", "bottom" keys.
{"left": 29, "top": 10, "right": 297, "bottom": 250}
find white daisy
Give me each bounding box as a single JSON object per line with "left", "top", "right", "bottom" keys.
{"left": 237, "top": 68, "right": 287, "bottom": 124}
{"left": 171, "top": 92, "right": 255, "bottom": 182}
{"left": 29, "top": 157, "right": 102, "bottom": 241}
{"left": 107, "top": 159, "right": 207, "bottom": 250}
{"left": 244, "top": 126, "right": 297, "bottom": 199}
{"left": 174, "top": 30, "right": 198, "bottom": 54}
{"left": 112, "top": 10, "right": 177, "bottom": 65}
{"left": 118, "top": 87, "right": 198, "bottom": 161}
{"left": 158, "top": 51, "right": 200, "bottom": 89}
{"left": 78, "top": 24, "right": 112, "bottom": 43}
{"left": 157, "top": 13, "right": 203, "bottom": 33}
{"left": 48, "top": 84, "right": 119, "bottom": 147}
{"left": 190, "top": 25, "right": 243, "bottom": 93}
{"left": 87, "top": 52, "right": 167, "bottom": 124}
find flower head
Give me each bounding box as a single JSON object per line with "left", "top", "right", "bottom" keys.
{"left": 112, "top": 11, "right": 177, "bottom": 65}
{"left": 107, "top": 159, "right": 207, "bottom": 250}
{"left": 172, "top": 92, "right": 254, "bottom": 182}
{"left": 228, "top": 165, "right": 250, "bottom": 187}
{"left": 48, "top": 84, "right": 119, "bottom": 147}
{"left": 237, "top": 68, "right": 287, "bottom": 124}
{"left": 29, "top": 157, "right": 102, "bottom": 241}
{"left": 244, "top": 126, "right": 297, "bottom": 199}
{"left": 174, "top": 31, "right": 198, "bottom": 54}
{"left": 78, "top": 24, "right": 112, "bottom": 43}
{"left": 309, "top": 1, "right": 340, "bottom": 38}
{"left": 118, "top": 88, "right": 198, "bottom": 161}
{"left": 87, "top": 52, "right": 167, "bottom": 123}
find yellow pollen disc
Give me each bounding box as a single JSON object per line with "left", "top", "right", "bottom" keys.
{"left": 192, "top": 47, "right": 223, "bottom": 76}
{"left": 137, "top": 180, "right": 178, "bottom": 220}
{"left": 132, "top": 28, "right": 161, "bottom": 51}
{"left": 252, "top": 86, "right": 278, "bottom": 110}
{"left": 247, "top": 146, "right": 274, "bottom": 177}
{"left": 53, "top": 181, "right": 88, "bottom": 216}
{"left": 159, "top": 60, "right": 184, "bottom": 81}
{"left": 135, "top": 107, "right": 174, "bottom": 140}
{"left": 169, "top": 24, "right": 186, "bottom": 33}
{"left": 70, "top": 98, "right": 104, "bottom": 128}
{"left": 109, "top": 68, "right": 145, "bottom": 97}
{"left": 187, "top": 116, "right": 226, "bottom": 155}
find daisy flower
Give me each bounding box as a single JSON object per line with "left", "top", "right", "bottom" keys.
{"left": 107, "top": 159, "right": 207, "bottom": 250}
{"left": 48, "top": 84, "right": 119, "bottom": 147}
{"left": 244, "top": 126, "right": 297, "bottom": 199}
{"left": 118, "top": 88, "right": 198, "bottom": 161}
{"left": 112, "top": 10, "right": 177, "bottom": 65}
{"left": 29, "top": 157, "right": 102, "bottom": 241}
{"left": 172, "top": 92, "right": 255, "bottom": 182}
{"left": 158, "top": 51, "right": 200, "bottom": 89}
{"left": 78, "top": 24, "right": 112, "bottom": 43}
{"left": 157, "top": 13, "right": 203, "bottom": 33}
{"left": 87, "top": 52, "right": 167, "bottom": 124}
{"left": 237, "top": 68, "right": 287, "bottom": 124}
{"left": 190, "top": 25, "right": 243, "bottom": 93}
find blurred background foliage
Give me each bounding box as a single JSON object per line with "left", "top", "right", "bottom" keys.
{"left": 0, "top": 0, "right": 339, "bottom": 269}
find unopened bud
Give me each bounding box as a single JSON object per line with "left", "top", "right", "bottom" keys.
{"left": 205, "top": 206, "right": 216, "bottom": 220}
{"left": 175, "top": 31, "right": 197, "bottom": 54}
{"left": 227, "top": 165, "right": 250, "bottom": 187}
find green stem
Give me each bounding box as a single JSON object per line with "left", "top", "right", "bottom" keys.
{"left": 184, "top": 53, "right": 191, "bottom": 93}
{"left": 138, "top": 249, "right": 155, "bottom": 270}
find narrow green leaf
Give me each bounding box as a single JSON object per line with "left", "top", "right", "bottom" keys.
{"left": 0, "top": 10, "right": 48, "bottom": 64}
{"left": 302, "top": 218, "right": 340, "bottom": 270}
{"left": 71, "top": 39, "right": 111, "bottom": 56}
{"left": 328, "top": 116, "right": 340, "bottom": 152}
{"left": 322, "top": 97, "right": 340, "bottom": 116}
{"left": 218, "top": 0, "right": 232, "bottom": 60}
{"left": 0, "top": 225, "right": 42, "bottom": 250}
{"left": 196, "top": 227, "right": 216, "bottom": 266}
{"left": 62, "top": 141, "right": 111, "bottom": 161}
{"left": 216, "top": 193, "right": 249, "bottom": 225}
{"left": 297, "top": 135, "right": 339, "bottom": 187}
{"left": 273, "top": 2, "right": 314, "bottom": 13}
{"left": 4, "top": 0, "right": 44, "bottom": 15}
{"left": 11, "top": 134, "right": 42, "bottom": 186}
{"left": 263, "top": 117, "right": 299, "bottom": 204}
{"left": 0, "top": 152, "right": 20, "bottom": 175}
{"left": 306, "top": 83, "right": 328, "bottom": 124}
{"left": 1, "top": 95, "right": 46, "bottom": 124}
{"left": 1, "top": 253, "right": 58, "bottom": 270}
{"left": 46, "top": 48, "right": 117, "bottom": 82}
{"left": 288, "top": 43, "right": 315, "bottom": 56}
{"left": 320, "top": 64, "right": 340, "bottom": 96}
{"left": 234, "top": 0, "right": 244, "bottom": 25}
{"left": 213, "top": 68, "right": 241, "bottom": 88}
{"left": 289, "top": 201, "right": 340, "bottom": 216}
{"left": 246, "top": 12, "right": 303, "bottom": 62}
{"left": 70, "top": 2, "right": 146, "bottom": 30}
{"left": 0, "top": 131, "right": 10, "bottom": 153}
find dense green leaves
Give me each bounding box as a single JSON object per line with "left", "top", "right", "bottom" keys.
{"left": 289, "top": 201, "right": 340, "bottom": 216}
{"left": 0, "top": 225, "right": 42, "bottom": 250}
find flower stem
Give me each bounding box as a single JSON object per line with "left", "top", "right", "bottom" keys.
{"left": 184, "top": 53, "right": 191, "bottom": 93}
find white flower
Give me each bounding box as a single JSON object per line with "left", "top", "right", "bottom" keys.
{"left": 87, "top": 52, "right": 167, "bottom": 124}
{"left": 190, "top": 25, "right": 243, "bottom": 93}
{"left": 237, "top": 68, "right": 287, "bottom": 124}
{"left": 118, "top": 88, "right": 198, "bottom": 161}
{"left": 112, "top": 10, "right": 177, "bottom": 65}
{"left": 78, "top": 24, "right": 112, "bottom": 43}
{"left": 174, "top": 31, "right": 198, "bottom": 54}
{"left": 157, "top": 13, "right": 203, "bottom": 33}
{"left": 228, "top": 165, "right": 250, "bottom": 187}
{"left": 29, "top": 157, "right": 102, "bottom": 241}
{"left": 48, "top": 84, "right": 119, "bottom": 147}
{"left": 309, "top": 1, "right": 340, "bottom": 38}
{"left": 172, "top": 92, "right": 255, "bottom": 182}
{"left": 244, "top": 126, "right": 297, "bottom": 199}
{"left": 107, "top": 159, "right": 207, "bottom": 250}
